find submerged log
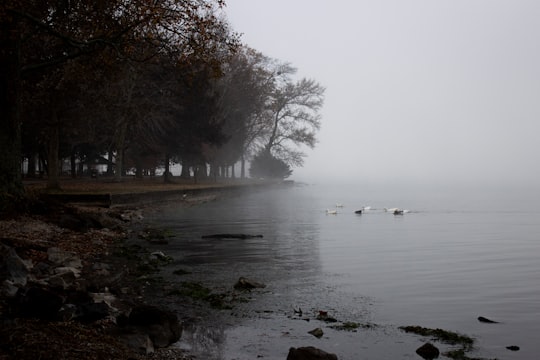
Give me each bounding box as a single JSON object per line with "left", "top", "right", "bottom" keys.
{"left": 201, "top": 234, "right": 263, "bottom": 239}
{"left": 478, "top": 316, "right": 499, "bottom": 323}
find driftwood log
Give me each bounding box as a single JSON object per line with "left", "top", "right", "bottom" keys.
{"left": 201, "top": 234, "right": 263, "bottom": 239}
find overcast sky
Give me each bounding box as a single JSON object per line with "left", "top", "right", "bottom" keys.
{"left": 223, "top": 1, "right": 540, "bottom": 189}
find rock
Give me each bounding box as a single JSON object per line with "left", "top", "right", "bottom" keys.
{"left": 58, "top": 213, "right": 87, "bottom": 231}
{"left": 1, "top": 280, "right": 19, "bottom": 297}
{"left": 1, "top": 244, "right": 33, "bottom": 289}
{"left": 234, "top": 277, "right": 266, "bottom": 290}
{"left": 128, "top": 305, "right": 182, "bottom": 348}
{"left": 150, "top": 251, "right": 170, "bottom": 261}
{"left": 89, "top": 292, "right": 117, "bottom": 308}
{"left": 46, "top": 268, "right": 78, "bottom": 289}
{"left": 47, "top": 247, "right": 82, "bottom": 269}
{"left": 91, "top": 262, "right": 111, "bottom": 276}
{"left": 118, "top": 210, "right": 144, "bottom": 222}
{"left": 287, "top": 346, "right": 338, "bottom": 360}
{"left": 57, "top": 303, "right": 78, "bottom": 321}
{"left": 117, "top": 332, "right": 155, "bottom": 355}
{"left": 316, "top": 311, "right": 338, "bottom": 323}
{"left": 308, "top": 327, "right": 324, "bottom": 338}
{"left": 15, "top": 286, "right": 64, "bottom": 320}
{"left": 33, "top": 261, "right": 52, "bottom": 277}
{"left": 77, "top": 301, "right": 111, "bottom": 323}
{"left": 416, "top": 342, "right": 440, "bottom": 360}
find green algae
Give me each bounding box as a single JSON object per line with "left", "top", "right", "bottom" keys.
{"left": 400, "top": 325, "right": 474, "bottom": 348}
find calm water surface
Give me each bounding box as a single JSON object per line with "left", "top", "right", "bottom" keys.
{"left": 146, "top": 183, "right": 540, "bottom": 360}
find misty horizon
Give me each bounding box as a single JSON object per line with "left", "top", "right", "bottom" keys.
{"left": 224, "top": 0, "right": 540, "bottom": 191}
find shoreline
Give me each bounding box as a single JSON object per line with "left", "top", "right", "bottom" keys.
{"left": 1, "top": 180, "right": 254, "bottom": 359}
{"left": 1, "top": 180, "right": 497, "bottom": 360}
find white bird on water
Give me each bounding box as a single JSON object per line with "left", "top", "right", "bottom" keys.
{"left": 326, "top": 209, "right": 338, "bottom": 215}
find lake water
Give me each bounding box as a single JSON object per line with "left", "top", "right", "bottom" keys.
{"left": 146, "top": 182, "right": 540, "bottom": 360}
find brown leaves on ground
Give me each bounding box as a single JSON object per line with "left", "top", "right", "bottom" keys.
{"left": 0, "top": 318, "right": 193, "bottom": 360}
{"left": 0, "top": 318, "right": 136, "bottom": 360}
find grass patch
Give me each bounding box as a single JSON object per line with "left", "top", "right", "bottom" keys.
{"left": 443, "top": 349, "right": 482, "bottom": 360}
{"left": 400, "top": 325, "right": 474, "bottom": 347}
{"left": 330, "top": 322, "right": 377, "bottom": 331}
{"left": 139, "top": 227, "right": 174, "bottom": 241}
{"left": 398, "top": 325, "right": 497, "bottom": 360}
{"left": 175, "top": 282, "right": 211, "bottom": 300}
{"left": 168, "top": 282, "right": 242, "bottom": 310}
{"left": 168, "top": 282, "right": 228, "bottom": 309}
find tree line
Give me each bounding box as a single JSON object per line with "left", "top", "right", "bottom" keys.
{"left": 0, "top": 1, "right": 325, "bottom": 203}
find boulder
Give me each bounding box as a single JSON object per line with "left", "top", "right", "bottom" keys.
{"left": 308, "top": 328, "right": 324, "bottom": 338}
{"left": 15, "top": 286, "right": 64, "bottom": 320}
{"left": 117, "top": 332, "right": 154, "bottom": 355}
{"left": 77, "top": 301, "right": 111, "bottom": 323}
{"left": 1, "top": 244, "right": 33, "bottom": 289}
{"left": 128, "top": 305, "right": 182, "bottom": 348}
{"left": 416, "top": 342, "right": 440, "bottom": 360}
{"left": 287, "top": 346, "right": 338, "bottom": 360}
{"left": 46, "top": 268, "right": 78, "bottom": 289}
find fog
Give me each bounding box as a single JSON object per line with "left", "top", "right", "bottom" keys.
{"left": 225, "top": 0, "right": 540, "bottom": 192}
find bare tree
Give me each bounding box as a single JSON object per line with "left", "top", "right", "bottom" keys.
{"left": 261, "top": 70, "right": 325, "bottom": 167}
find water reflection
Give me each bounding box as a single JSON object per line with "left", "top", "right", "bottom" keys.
{"left": 142, "top": 183, "right": 540, "bottom": 359}
{"left": 147, "top": 185, "right": 327, "bottom": 359}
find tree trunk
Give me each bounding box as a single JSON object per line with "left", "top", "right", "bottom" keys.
{"left": 198, "top": 164, "right": 207, "bottom": 179}
{"left": 0, "top": 19, "right": 24, "bottom": 199}
{"left": 27, "top": 153, "right": 37, "bottom": 178}
{"left": 114, "top": 120, "right": 128, "bottom": 182}
{"left": 78, "top": 159, "right": 84, "bottom": 176}
{"left": 209, "top": 163, "right": 217, "bottom": 179}
{"left": 46, "top": 115, "right": 61, "bottom": 190}
{"left": 163, "top": 153, "right": 172, "bottom": 183}
{"left": 241, "top": 155, "right": 246, "bottom": 179}
{"left": 135, "top": 154, "right": 143, "bottom": 179}
{"left": 70, "top": 151, "right": 77, "bottom": 178}
{"left": 106, "top": 150, "right": 114, "bottom": 176}
{"left": 180, "top": 161, "right": 190, "bottom": 179}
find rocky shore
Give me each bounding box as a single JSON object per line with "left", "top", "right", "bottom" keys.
{"left": 0, "top": 194, "right": 195, "bottom": 360}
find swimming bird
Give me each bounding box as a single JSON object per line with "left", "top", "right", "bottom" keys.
{"left": 326, "top": 209, "right": 338, "bottom": 215}
{"left": 354, "top": 209, "right": 363, "bottom": 214}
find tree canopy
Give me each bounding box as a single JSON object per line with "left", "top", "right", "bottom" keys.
{"left": 0, "top": 1, "right": 325, "bottom": 209}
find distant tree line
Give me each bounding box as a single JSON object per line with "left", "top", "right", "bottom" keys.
{"left": 0, "top": 1, "right": 324, "bottom": 203}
